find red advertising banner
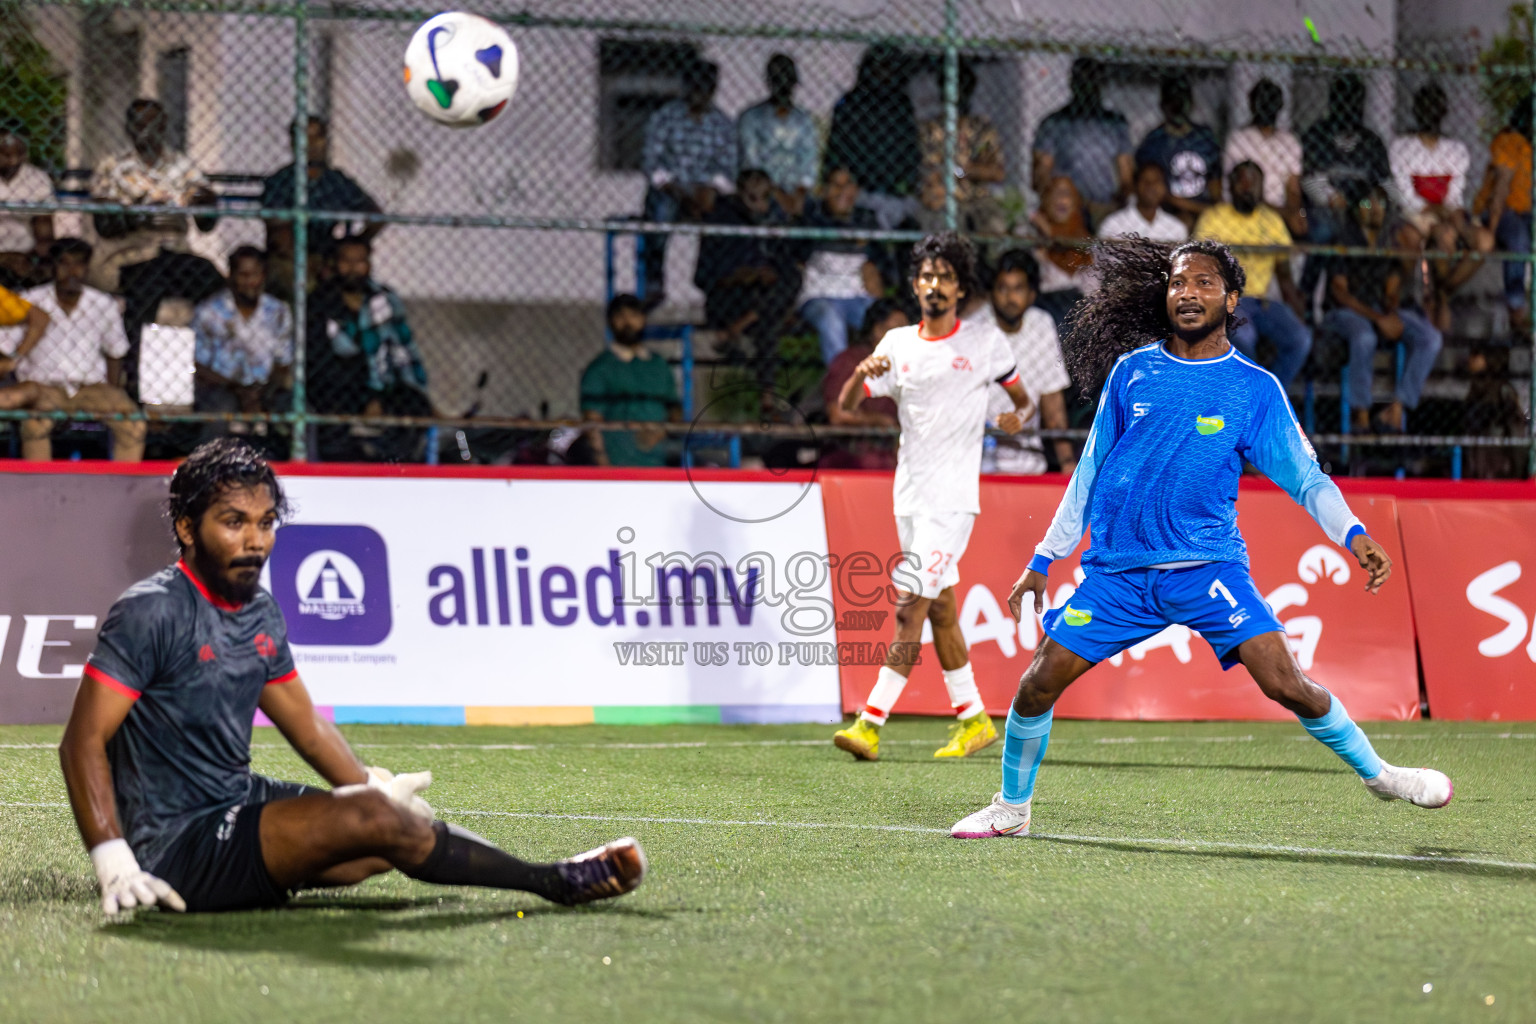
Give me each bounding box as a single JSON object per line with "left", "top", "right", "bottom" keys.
{"left": 822, "top": 473, "right": 1420, "bottom": 721}
{"left": 1398, "top": 501, "right": 1536, "bottom": 720}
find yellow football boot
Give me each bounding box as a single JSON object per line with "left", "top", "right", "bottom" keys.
{"left": 934, "top": 711, "right": 998, "bottom": 758}
{"left": 833, "top": 717, "right": 881, "bottom": 761}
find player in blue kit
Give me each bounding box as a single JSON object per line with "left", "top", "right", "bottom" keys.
{"left": 951, "top": 239, "right": 1453, "bottom": 839}
{"left": 59, "top": 439, "right": 646, "bottom": 913}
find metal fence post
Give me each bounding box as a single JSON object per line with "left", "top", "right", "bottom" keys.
{"left": 941, "top": 0, "right": 958, "bottom": 233}
{"left": 290, "top": 0, "right": 311, "bottom": 462}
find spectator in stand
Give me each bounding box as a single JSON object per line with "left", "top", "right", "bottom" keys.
{"left": 694, "top": 168, "right": 797, "bottom": 385}
{"left": 0, "top": 121, "right": 55, "bottom": 289}
{"left": 1473, "top": 95, "right": 1534, "bottom": 329}
{"left": 1301, "top": 73, "right": 1391, "bottom": 244}
{"left": 1029, "top": 175, "right": 1096, "bottom": 326}
{"left": 306, "top": 237, "right": 433, "bottom": 461}
{"left": 191, "top": 245, "right": 293, "bottom": 439}
{"left": 917, "top": 60, "right": 1007, "bottom": 237}
{"left": 1032, "top": 58, "right": 1133, "bottom": 226}
{"left": 1321, "top": 184, "right": 1443, "bottom": 434}
{"left": 819, "top": 297, "right": 903, "bottom": 469}
{"left": 1096, "top": 161, "right": 1188, "bottom": 243}
{"left": 580, "top": 293, "right": 681, "bottom": 468}
{"left": 639, "top": 60, "right": 735, "bottom": 310}
{"left": 795, "top": 165, "right": 886, "bottom": 366}
{"left": 0, "top": 239, "right": 145, "bottom": 461}
{"left": 973, "top": 249, "right": 1076, "bottom": 475}
{"left": 1194, "top": 161, "right": 1311, "bottom": 386}
{"left": 1389, "top": 82, "right": 1471, "bottom": 238}
{"left": 823, "top": 46, "right": 920, "bottom": 229}
{"left": 0, "top": 279, "right": 51, "bottom": 411}
{"left": 1224, "top": 78, "right": 1305, "bottom": 237}
{"left": 1135, "top": 74, "right": 1223, "bottom": 227}
{"left": 737, "top": 54, "right": 819, "bottom": 219}
{"left": 262, "top": 115, "right": 383, "bottom": 300}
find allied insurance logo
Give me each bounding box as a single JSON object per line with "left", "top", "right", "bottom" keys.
{"left": 270, "top": 525, "right": 392, "bottom": 646}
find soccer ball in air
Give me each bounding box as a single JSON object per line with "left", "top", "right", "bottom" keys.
{"left": 403, "top": 12, "right": 519, "bottom": 127}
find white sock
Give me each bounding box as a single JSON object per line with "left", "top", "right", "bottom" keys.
{"left": 860, "top": 667, "right": 909, "bottom": 726}
{"left": 943, "top": 662, "right": 984, "bottom": 719}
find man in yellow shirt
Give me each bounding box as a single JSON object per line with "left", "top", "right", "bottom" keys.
{"left": 1194, "top": 161, "right": 1312, "bottom": 385}
{"left": 0, "top": 281, "right": 52, "bottom": 410}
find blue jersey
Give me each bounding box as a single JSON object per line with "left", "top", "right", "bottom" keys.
{"left": 1035, "top": 342, "right": 1363, "bottom": 574}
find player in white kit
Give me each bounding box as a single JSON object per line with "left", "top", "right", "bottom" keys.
{"left": 832, "top": 232, "right": 1034, "bottom": 760}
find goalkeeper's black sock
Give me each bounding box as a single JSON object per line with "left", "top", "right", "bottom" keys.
{"left": 401, "top": 821, "right": 566, "bottom": 901}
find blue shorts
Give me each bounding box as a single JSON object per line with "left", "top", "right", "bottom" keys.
{"left": 1042, "top": 562, "right": 1284, "bottom": 670}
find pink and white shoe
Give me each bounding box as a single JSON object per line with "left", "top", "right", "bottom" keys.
{"left": 1363, "top": 763, "right": 1453, "bottom": 808}
{"left": 951, "top": 793, "right": 1031, "bottom": 838}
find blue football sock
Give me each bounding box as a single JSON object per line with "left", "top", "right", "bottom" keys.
{"left": 1297, "top": 693, "right": 1384, "bottom": 780}
{"left": 1001, "top": 708, "right": 1054, "bottom": 804}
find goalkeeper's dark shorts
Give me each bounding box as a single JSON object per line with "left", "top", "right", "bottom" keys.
{"left": 150, "top": 774, "right": 322, "bottom": 913}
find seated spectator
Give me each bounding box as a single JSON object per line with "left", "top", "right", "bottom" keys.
{"left": 917, "top": 60, "right": 1006, "bottom": 237}
{"left": 737, "top": 54, "right": 818, "bottom": 218}
{"left": 1472, "top": 95, "right": 1533, "bottom": 329}
{"left": 1029, "top": 175, "right": 1096, "bottom": 326}
{"left": 823, "top": 46, "right": 919, "bottom": 229}
{"left": 1320, "top": 185, "right": 1442, "bottom": 434}
{"left": 974, "top": 249, "right": 1076, "bottom": 475}
{"left": 0, "top": 121, "right": 54, "bottom": 288}
{"left": 1389, "top": 82, "right": 1471, "bottom": 238}
{"left": 1096, "top": 161, "right": 1188, "bottom": 243}
{"left": 262, "top": 115, "right": 383, "bottom": 300}
{"left": 191, "top": 245, "right": 293, "bottom": 439}
{"left": 1032, "top": 58, "right": 1133, "bottom": 226}
{"left": 1301, "top": 73, "right": 1391, "bottom": 244}
{"left": 1193, "top": 161, "right": 1311, "bottom": 386}
{"left": 1135, "top": 74, "right": 1223, "bottom": 226}
{"left": 1224, "top": 78, "right": 1305, "bottom": 237}
{"left": 694, "top": 168, "right": 798, "bottom": 386}
{"left": 0, "top": 239, "right": 144, "bottom": 461}
{"left": 306, "top": 237, "right": 432, "bottom": 462}
{"left": 819, "top": 297, "right": 902, "bottom": 469}
{"left": 580, "top": 294, "right": 680, "bottom": 467}
{"left": 640, "top": 60, "right": 736, "bottom": 309}
{"left": 794, "top": 166, "right": 886, "bottom": 366}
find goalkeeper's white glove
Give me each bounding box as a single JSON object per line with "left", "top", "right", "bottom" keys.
{"left": 89, "top": 838, "right": 186, "bottom": 916}
{"left": 335, "top": 765, "right": 434, "bottom": 820}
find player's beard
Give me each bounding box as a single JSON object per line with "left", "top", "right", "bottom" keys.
{"left": 920, "top": 292, "right": 952, "bottom": 321}
{"left": 191, "top": 544, "right": 265, "bottom": 605}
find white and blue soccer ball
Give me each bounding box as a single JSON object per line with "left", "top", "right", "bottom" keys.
{"left": 403, "top": 12, "right": 519, "bottom": 128}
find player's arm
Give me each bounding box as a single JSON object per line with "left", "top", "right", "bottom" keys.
{"left": 994, "top": 374, "right": 1034, "bottom": 434}
{"left": 258, "top": 677, "right": 367, "bottom": 787}
{"left": 838, "top": 351, "right": 891, "bottom": 413}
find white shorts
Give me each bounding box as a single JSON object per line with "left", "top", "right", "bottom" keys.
{"left": 893, "top": 512, "right": 976, "bottom": 599}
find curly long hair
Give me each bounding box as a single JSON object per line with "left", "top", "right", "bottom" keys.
{"left": 167, "top": 438, "right": 291, "bottom": 551}
{"left": 1061, "top": 237, "right": 1246, "bottom": 394}
{"left": 908, "top": 231, "right": 979, "bottom": 304}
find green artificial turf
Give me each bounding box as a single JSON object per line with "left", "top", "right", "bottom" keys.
{"left": 1, "top": 719, "right": 1533, "bottom": 1023}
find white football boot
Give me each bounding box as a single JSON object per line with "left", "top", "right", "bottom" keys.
{"left": 951, "top": 793, "right": 1031, "bottom": 838}
{"left": 1363, "top": 763, "right": 1453, "bottom": 808}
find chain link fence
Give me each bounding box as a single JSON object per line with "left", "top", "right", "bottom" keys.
{"left": 0, "top": 0, "right": 1531, "bottom": 476}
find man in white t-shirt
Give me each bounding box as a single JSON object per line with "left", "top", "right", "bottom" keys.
{"left": 1389, "top": 83, "right": 1470, "bottom": 233}
{"left": 1096, "top": 162, "right": 1188, "bottom": 244}
{"left": 0, "top": 123, "right": 55, "bottom": 286}
{"left": 1223, "top": 79, "right": 1305, "bottom": 237}
{"left": 832, "top": 232, "right": 1033, "bottom": 761}
{"left": 975, "top": 249, "right": 1076, "bottom": 475}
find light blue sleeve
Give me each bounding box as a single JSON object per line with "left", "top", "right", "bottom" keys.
{"left": 1241, "top": 373, "right": 1364, "bottom": 547}
{"left": 1033, "top": 356, "right": 1128, "bottom": 565}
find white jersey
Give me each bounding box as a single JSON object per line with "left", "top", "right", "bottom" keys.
{"left": 865, "top": 318, "right": 1019, "bottom": 515}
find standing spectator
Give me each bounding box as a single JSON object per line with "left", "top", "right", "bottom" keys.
{"left": 0, "top": 239, "right": 144, "bottom": 461}
{"left": 0, "top": 122, "right": 54, "bottom": 288}
{"left": 1389, "top": 82, "right": 1471, "bottom": 236}
{"left": 1029, "top": 175, "right": 1096, "bottom": 326}
{"left": 1473, "top": 96, "right": 1533, "bottom": 329}
{"left": 262, "top": 115, "right": 383, "bottom": 300}
{"left": 795, "top": 166, "right": 886, "bottom": 366}
{"left": 694, "top": 168, "right": 797, "bottom": 386}
{"left": 580, "top": 294, "right": 680, "bottom": 468}
{"left": 819, "top": 297, "right": 903, "bottom": 469}
{"left": 737, "top": 54, "right": 819, "bottom": 218}
{"left": 640, "top": 60, "right": 736, "bottom": 309}
{"left": 1194, "top": 162, "right": 1311, "bottom": 386}
{"left": 917, "top": 61, "right": 1007, "bottom": 237}
{"left": 1032, "top": 58, "right": 1134, "bottom": 226}
{"left": 191, "top": 246, "right": 293, "bottom": 438}
{"left": 1223, "top": 79, "right": 1305, "bottom": 237}
{"left": 823, "top": 46, "right": 920, "bottom": 229}
{"left": 1096, "top": 161, "right": 1188, "bottom": 243}
{"left": 975, "top": 249, "right": 1076, "bottom": 475}
{"left": 1135, "top": 74, "right": 1223, "bottom": 227}
{"left": 1301, "top": 73, "right": 1391, "bottom": 243}
{"left": 1321, "top": 185, "right": 1443, "bottom": 434}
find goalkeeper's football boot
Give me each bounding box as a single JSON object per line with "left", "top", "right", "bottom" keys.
{"left": 933, "top": 711, "right": 998, "bottom": 758}
{"left": 833, "top": 717, "right": 881, "bottom": 761}
{"left": 555, "top": 837, "right": 648, "bottom": 905}
{"left": 951, "top": 793, "right": 1031, "bottom": 838}
{"left": 1363, "top": 763, "right": 1453, "bottom": 808}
